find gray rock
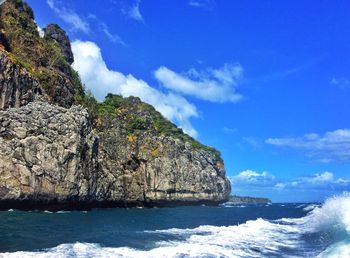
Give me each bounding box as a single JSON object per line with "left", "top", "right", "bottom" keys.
{"left": 0, "top": 50, "right": 43, "bottom": 110}
{"left": 44, "top": 24, "right": 74, "bottom": 65}
{"left": 98, "top": 125, "right": 231, "bottom": 205}
{"left": 0, "top": 102, "right": 99, "bottom": 205}
{"left": 0, "top": 101, "right": 230, "bottom": 209}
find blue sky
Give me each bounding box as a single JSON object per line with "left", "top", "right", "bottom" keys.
{"left": 27, "top": 0, "right": 350, "bottom": 202}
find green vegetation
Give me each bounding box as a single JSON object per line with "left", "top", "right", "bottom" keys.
{"left": 96, "top": 94, "right": 222, "bottom": 160}
{"left": 0, "top": 0, "right": 85, "bottom": 100}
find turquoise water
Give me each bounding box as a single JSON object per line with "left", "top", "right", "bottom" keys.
{"left": 0, "top": 193, "right": 349, "bottom": 257}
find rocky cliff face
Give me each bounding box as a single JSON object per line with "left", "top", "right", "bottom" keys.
{"left": 43, "top": 24, "right": 74, "bottom": 65}
{"left": 96, "top": 95, "right": 230, "bottom": 205}
{"left": 0, "top": 0, "right": 83, "bottom": 107}
{"left": 0, "top": 102, "right": 100, "bottom": 208}
{"left": 0, "top": 0, "right": 231, "bottom": 210}
{"left": 0, "top": 50, "right": 43, "bottom": 110}
{"left": 0, "top": 100, "right": 230, "bottom": 209}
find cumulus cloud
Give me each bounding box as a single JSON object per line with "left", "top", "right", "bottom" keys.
{"left": 308, "top": 171, "right": 334, "bottom": 184}
{"left": 71, "top": 40, "right": 198, "bottom": 137}
{"left": 230, "top": 170, "right": 275, "bottom": 186}
{"left": 274, "top": 171, "right": 349, "bottom": 191}
{"left": 231, "top": 169, "right": 349, "bottom": 197}
{"left": 154, "top": 64, "right": 243, "bottom": 103}
{"left": 126, "top": 0, "right": 144, "bottom": 22}
{"left": 266, "top": 129, "right": 350, "bottom": 162}
{"left": 46, "top": 0, "right": 90, "bottom": 33}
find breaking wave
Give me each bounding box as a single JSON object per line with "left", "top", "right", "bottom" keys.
{"left": 1, "top": 193, "right": 349, "bottom": 258}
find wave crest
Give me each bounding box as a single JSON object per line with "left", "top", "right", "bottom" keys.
{"left": 1, "top": 193, "right": 350, "bottom": 257}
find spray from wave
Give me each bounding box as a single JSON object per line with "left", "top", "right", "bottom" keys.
{"left": 1, "top": 193, "right": 349, "bottom": 258}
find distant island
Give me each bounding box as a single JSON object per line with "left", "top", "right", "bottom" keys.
{"left": 227, "top": 195, "right": 271, "bottom": 204}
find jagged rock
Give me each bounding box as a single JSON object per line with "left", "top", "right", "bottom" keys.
{"left": 0, "top": 0, "right": 82, "bottom": 108}
{"left": 98, "top": 128, "right": 231, "bottom": 205}
{"left": 0, "top": 50, "right": 43, "bottom": 110}
{"left": 0, "top": 102, "right": 99, "bottom": 206}
{"left": 97, "top": 96, "right": 231, "bottom": 205}
{"left": 44, "top": 24, "right": 74, "bottom": 65}
{"left": 0, "top": 101, "right": 230, "bottom": 209}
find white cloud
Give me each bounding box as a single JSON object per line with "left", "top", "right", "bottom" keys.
{"left": 274, "top": 183, "right": 286, "bottom": 189}
{"left": 126, "top": 0, "right": 144, "bottom": 22}
{"left": 230, "top": 169, "right": 349, "bottom": 199}
{"left": 154, "top": 64, "right": 243, "bottom": 103}
{"left": 308, "top": 171, "right": 334, "bottom": 184}
{"left": 71, "top": 40, "right": 198, "bottom": 137}
{"left": 230, "top": 170, "right": 275, "bottom": 185}
{"left": 330, "top": 77, "right": 350, "bottom": 89}
{"left": 274, "top": 171, "right": 349, "bottom": 191}
{"left": 188, "top": 0, "right": 215, "bottom": 10}
{"left": 46, "top": 0, "right": 90, "bottom": 33}
{"left": 266, "top": 129, "right": 350, "bottom": 162}
{"left": 0, "top": 0, "right": 6, "bottom": 6}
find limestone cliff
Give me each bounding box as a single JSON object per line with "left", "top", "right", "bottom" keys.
{"left": 0, "top": 50, "right": 42, "bottom": 109}
{"left": 0, "top": 0, "right": 231, "bottom": 210}
{"left": 0, "top": 0, "right": 83, "bottom": 107}
{"left": 0, "top": 100, "right": 230, "bottom": 209}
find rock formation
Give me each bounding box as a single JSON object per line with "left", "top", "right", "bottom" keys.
{"left": 43, "top": 24, "right": 74, "bottom": 65}
{"left": 0, "top": 0, "right": 231, "bottom": 210}
{"left": 0, "top": 50, "right": 42, "bottom": 110}
{"left": 0, "top": 102, "right": 99, "bottom": 208}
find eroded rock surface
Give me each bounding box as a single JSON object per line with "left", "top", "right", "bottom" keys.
{"left": 98, "top": 112, "right": 231, "bottom": 206}
{"left": 0, "top": 50, "right": 42, "bottom": 110}
{"left": 0, "top": 101, "right": 230, "bottom": 209}
{"left": 0, "top": 102, "right": 99, "bottom": 207}
{"left": 44, "top": 24, "right": 74, "bottom": 65}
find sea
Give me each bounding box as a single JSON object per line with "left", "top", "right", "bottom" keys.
{"left": 0, "top": 193, "right": 349, "bottom": 258}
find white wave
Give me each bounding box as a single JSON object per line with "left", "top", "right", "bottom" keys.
{"left": 302, "top": 192, "right": 350, "bottom": 234}
{"left": 1, "top": 193, "right": 350, "bottom": 258}
{"left": 0, "top": 219, "right": 303, "bottom": 258}
{"left": 317, "top": 240, "right": 350, "bottom": 258}
{"left": 302, "top": 204, "right": 320, "bottom": 212}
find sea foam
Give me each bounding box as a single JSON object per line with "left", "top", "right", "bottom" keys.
{"left": 1, "top": 193, "right": 349, "bottom": 258}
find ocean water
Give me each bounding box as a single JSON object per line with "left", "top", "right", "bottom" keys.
{"left": 0, "top": 193, "right": 349, "bottom": 257}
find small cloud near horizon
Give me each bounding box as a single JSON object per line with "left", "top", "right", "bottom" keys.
{"left": 230, "top": 170, "right": 349, "bottom": 197}
{"left": 266, "top": 129, "right": 350, "bottom": 163}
